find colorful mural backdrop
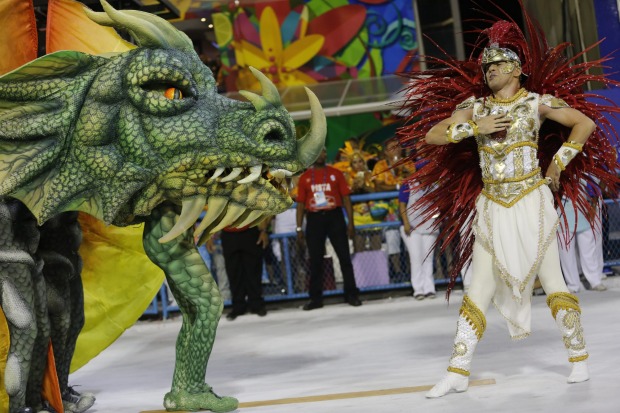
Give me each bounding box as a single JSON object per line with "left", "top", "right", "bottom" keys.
{"left": 211, "top": 0, "right": 418, "bottom": 92}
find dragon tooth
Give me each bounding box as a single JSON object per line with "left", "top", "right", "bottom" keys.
{"left": 208, "top": 167, "right": 225, "bottom": 181}
{"left": 220, "top": 167, "right": 243, "bottom": 182}
{"left": 237, "top": 165, "right": 262, "bottom": 184}
{"left": 209, "top": 204, "right": 246, "bottom": 233}
{"left": 193, "top": 196, "right": 228, "bottom": 237}
{"left": 270, "top": 169, "right": 286, "bottom": 180}
{"left": 234, "top": 210, "right": 264, "bottom": 229}
{"left": 248, "top": 214, "right": 269, "bottom": 229}
{"left": 159, "top": 195, "right": 207, "bottom": 243}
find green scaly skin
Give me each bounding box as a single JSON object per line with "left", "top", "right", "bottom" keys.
{"left": 0, "top": 1, "right": 325, "bottom": 412}
{"left": 144, "top": 205, "right": 237, "bottom": 412}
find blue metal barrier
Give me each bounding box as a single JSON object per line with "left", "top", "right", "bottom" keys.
{"left": 146, "top": 194, "right": 619, "bottom": 319}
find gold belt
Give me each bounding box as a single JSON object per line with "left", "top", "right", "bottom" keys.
{"left": 481, "top": 172, "right": 545, "bottom": 208}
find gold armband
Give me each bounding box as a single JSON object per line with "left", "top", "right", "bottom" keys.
{"left": 446, "top": 121, "right": 478, "bottom": 143}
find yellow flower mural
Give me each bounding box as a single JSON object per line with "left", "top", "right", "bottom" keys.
{"left": 234, "top": 6, "right": 324, "bottom": 90}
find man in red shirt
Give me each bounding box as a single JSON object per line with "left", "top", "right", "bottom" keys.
{"left": 296, "top": 148, "right": 362, "bottom": 310}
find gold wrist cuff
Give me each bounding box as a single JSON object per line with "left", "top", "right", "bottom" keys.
{"left": 554, "top": 144, "right": 580, "bottom": 171}
{"left": 564, "top": 141, "right": 584, "bottom": 152}
{"left": 446, "top": 121, "right": 476, "bottom": 143}
{"left": 554, "top": 154, "right": 566, "bottom": 171}
{"left": 467, "top": 120, "right": 479, "bottom": 137}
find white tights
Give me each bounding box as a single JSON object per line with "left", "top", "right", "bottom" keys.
{"left": 427, "top": 238, "right": 586, "bottom": 398}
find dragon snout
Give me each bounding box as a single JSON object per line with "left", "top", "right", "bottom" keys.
{"left": 241, "top": 67, "right": 326, "bottom": 169}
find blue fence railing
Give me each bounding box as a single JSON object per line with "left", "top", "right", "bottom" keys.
{"left": 145, "top": 194, "right": 619, "bottom": 319}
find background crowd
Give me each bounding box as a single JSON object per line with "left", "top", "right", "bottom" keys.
{"left": 178, "top": 137, "right": 610, "bottom": 321}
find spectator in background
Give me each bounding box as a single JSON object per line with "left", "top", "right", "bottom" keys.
{"left": 372, "top": 139, "right": 416, "bottom": 277}
{"left": 558, "top": 185, "right": 607, "bottom": 293}
{"left": 344, "top": 148, "right": 382, "bottom": 252}
{"left": 220, "top": 219, "right": 270, "bottom": 320}
{"left": 296, "top": 148, "right": 362, "bottom": 310}
{"left": 399, "top": 180, "right": 438, "bottom": 300}
{"left": 345, "top": 150, "right": 375, "bottom": 194}
{"left": 364, "top": 143, "right": 383, "bottom": 172}
{"left": 271, "top": 176, "right": 308, "bottom": 293}
{"left": 333, "top": 137, "right": 362, "bottom": 168}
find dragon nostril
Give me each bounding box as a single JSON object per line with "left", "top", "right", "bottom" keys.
{"left": 264, "top": 130, "right": 283, "bottom": 142}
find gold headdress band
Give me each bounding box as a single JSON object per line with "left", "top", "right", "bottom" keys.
{"left": 481, "top": 44, "right": 521, "bottom": 67}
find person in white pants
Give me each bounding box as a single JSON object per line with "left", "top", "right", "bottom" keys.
{"left": 558, "top": 197, "right": 607, "bottom": 292}
{"left": 399, "top": 182, "right": 438, "bottom": 299}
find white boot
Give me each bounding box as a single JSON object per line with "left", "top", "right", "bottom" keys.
{"left": 426, "top": 296, "right": 486, "bottom": 398}
{"left": 547, "top": 292, "right": 589, "bottom": 383}
{"left": 568, "top": 360, "right": 589, "bottom": 383}
{"left": 426, "top": 372, "right": 469, "bottom": 398}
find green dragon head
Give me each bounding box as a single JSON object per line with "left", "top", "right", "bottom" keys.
{"left": 0, "top": 0, "right": 325, "bottom": 243}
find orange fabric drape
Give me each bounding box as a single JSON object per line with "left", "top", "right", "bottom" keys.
{"left": 0, "top": 0, "right": 38, "bottom": 75}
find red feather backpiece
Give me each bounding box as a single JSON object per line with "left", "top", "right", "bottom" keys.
{"left": 397, "top": 1, "right": 620, "bottom": 298}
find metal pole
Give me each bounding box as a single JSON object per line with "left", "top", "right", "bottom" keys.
{"left": 412, "top": 0, "right": 426, "bottom": 70}
{"left": 450, "top": 0, "right": 465, "bottom": 61}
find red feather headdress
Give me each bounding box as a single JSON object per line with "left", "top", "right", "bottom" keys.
{"left": 397, "top": 1, "right": 620, "bottom": 298}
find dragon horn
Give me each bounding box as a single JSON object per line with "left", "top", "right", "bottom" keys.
{"left": 248, "top": 66, "right": 282, "bottom": 107}
{"left": 297, "top": 87, "right": 326, "bottom": 167}
{"left": 84, "top": 0, "right": 193, "bottom": 52}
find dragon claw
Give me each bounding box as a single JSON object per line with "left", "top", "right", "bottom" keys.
{"left": 163, "top": 386, "right": 238, "bottom": 412}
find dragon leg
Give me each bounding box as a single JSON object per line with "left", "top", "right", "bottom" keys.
{"left": 0, "top": 200, "right": 50, "bottom": 413}
{"left": 143, "top": 204, "right": 238, "bottom": 413}
{"left": 39, "top": 212, "right": 94, "bottom": 413}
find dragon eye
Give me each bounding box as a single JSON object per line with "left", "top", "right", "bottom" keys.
{"left": 164, "top": 88, "right": 183, "bottom": 100}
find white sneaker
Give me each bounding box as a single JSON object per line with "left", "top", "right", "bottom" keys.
{"left": 591, "top": 283, "right": 607, "bottom": 292}
{"left": 568, "top": 361, "right": 589, "bottom": 383}
{"left": 426, "top": 372, "right": 469, "bottom": 398}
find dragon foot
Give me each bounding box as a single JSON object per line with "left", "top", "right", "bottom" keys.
{"left": 163, "top": 385, "right": 238, "bottom": 412}
{"left": 62, "top": 386, "right": 96, "bottom": 413}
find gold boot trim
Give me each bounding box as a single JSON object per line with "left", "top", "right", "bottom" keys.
{"left": 460, "top": 295, "right": 487, "bottom": 340}
{"left": 569, "top": 354, "right": 589, "bottom": 363}
{"left": 548, "top": 292, "right": 588, "bottom": 362}
{"left": 546, "top": 292, "right": 581, "bottom": 318}
{"left": 447, "top": 367, "right": 470, "bottom": 377}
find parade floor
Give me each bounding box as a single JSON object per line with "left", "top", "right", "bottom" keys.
{"left": 71, "top": 276, "right": 620, "bottom": 413}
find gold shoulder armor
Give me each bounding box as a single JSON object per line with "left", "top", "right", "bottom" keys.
{"left": 454, "top": 96, "right": 476, "bottom": 112}
{"left": 540, "top": 94, "right": 570, "bottom": 109}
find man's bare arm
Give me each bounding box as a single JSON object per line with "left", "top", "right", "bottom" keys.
{"left": 540, "top": 105, "right": 596, "bottom": 145}
{"left": 425, "top": 108, "right": 511, "bottom": 145}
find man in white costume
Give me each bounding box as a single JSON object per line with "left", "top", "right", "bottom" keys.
{"left": 558, "top": 190, "right": 607, "bottom": 292}
{"left": 399, "top": 181, "right": 438, "bottom": 299}
{"left": 423, "top": 30, "right": 596, "bottom": 397}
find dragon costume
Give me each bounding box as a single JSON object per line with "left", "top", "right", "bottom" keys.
{"left": 0, "top": 1, "right": 326, "bottom": 412}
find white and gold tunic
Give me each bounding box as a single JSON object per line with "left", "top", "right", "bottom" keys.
{"left": 456, "top": 89, "right": 569, "bottom": 339}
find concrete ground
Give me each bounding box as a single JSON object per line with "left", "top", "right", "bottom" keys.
{"left": 71, "top": 276, "right": 620, "bottom": 413}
